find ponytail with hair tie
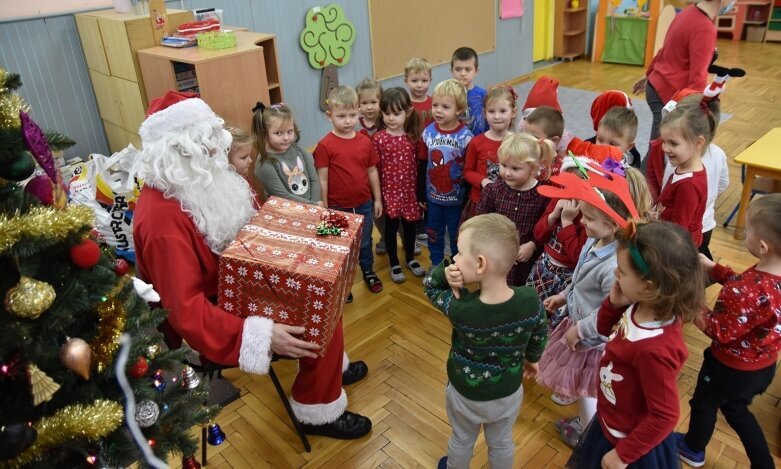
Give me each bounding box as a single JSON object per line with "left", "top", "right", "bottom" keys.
{"left": 252, "top": 102, "right": 265, "bottom": 114}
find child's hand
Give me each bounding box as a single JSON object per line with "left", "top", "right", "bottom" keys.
{"left": 560, "top": 200, "right": 580, "bottom": 225}
{"left": 516, "top": 241, "right": 536, "bottom": 263}
{"left": 445, "top": 263, "right": 464, "bottom": 299}
{"left": 480, "top": 178, "right": 493, "bottom": 188}
{"left": 543, "top": 294, "right": 566, "bottom": 312}
{"left": 609, "top": 279, "right": 632, "bottom": 308}
{"left": 601, "top": 449, "right": 628, "bottom": 469}
{"left": 548, "top": 202, "right": 564, "bottom": 225}
{"left": 699, "top": 253, "right": 716, "bottom": 272}
{"left": 418, "top": 201, "right": 427, "bottom": 211}
{"left": 693, "top": 308, "right": 709, "bottom": 332}
{"left": 564, "top": 324, "right": 580, "bottom": 350}
{"left": 523, "top": 361, "right": 539, "bottom": 380}
{"left": 373, "top": 200, "right": 383, "bottom": 218}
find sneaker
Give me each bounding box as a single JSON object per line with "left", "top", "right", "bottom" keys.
{"left": 416, "top": 232, "right": 428, "bottom": 241}
{"left": 556, "top": 417, "right": 582, "bottom": 448}
{"left": 375, "top": 240, "right": 387, "bottom": 255}
{"left": 389, "top": 265, "right": 406, "bottom": 283}
{"left": 414, "top": 244, "right": 422, "bottom": 255}
{"left": 551, "top": 393, "right": 578, "bottom": 406}
{"left": 437, "top": 456, "right": 447, "bottom": 469}
{"left": 673, "top": 432, "right": 705, "bottom": 467}
{"left": 407, "top": 260, "right": 426, "bottom": 277}
{"left": 363, "top": 271, "right": 383, "bottom": 293}
{"left": 346, "top": 292, "right": 353, "bottom": 304}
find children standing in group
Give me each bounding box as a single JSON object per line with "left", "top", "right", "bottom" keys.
{"left": 536, "top": 167, "right": 653, "bottom": 447}
{"left": 423, "top": 213, "right": 548, "bottom": 469}
{"left": 657, "top": 99, "right": 713, "bottom": 247}
{"left": 404, "top": 58, "right": 434, "bottom": 128}
{"left": 314, "top": 85, "right": 384, "bottom": 294}
{"left": 423, "top": 79, "right": 473, "bottom": 267}
{"left": 356, "top": 78, "right": 382, "bottom": 138}
{"left": 251, "top": 103, "right": 321, "bottom": 205}
{"left": 475, "top": 133, "right": 553, "bottom": 286}
{"left": 373, "top": 87, "right": 427, "bottom": 283}
{"left": 674, "top": 194, "right": 781, "bottom": 469}
{"left": 462, "top": 86, "right": 517, "bottom": 221}
{"left": 569, "top": 221, "right": 702, "bottom": 468}
{"left": 451, "top": 47, "right": 488, "bottom": 136}
{"left": 594, "top": 107, "right": 641, "bottom": 169}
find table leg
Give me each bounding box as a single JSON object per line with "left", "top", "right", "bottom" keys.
{"left": 733, "top": 166, "right": 756, "bottom": 240}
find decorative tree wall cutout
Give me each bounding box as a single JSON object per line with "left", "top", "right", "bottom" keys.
{"left": 299, "top": 4, "right": 355, "bottom": 112}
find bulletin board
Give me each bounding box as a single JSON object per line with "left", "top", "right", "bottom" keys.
{"left": 368, "top": 0, "right": 497, "bottom": 81}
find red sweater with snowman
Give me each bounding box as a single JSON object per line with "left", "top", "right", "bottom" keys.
{"left": 704, "top": 263, "right": 781, "bottom": 371}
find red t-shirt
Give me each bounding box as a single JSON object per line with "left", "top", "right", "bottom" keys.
{"left": 659, "top": 168, "right": 707, "bottom": 246}
{"left": 412, "top": 96, "right": 434, "bottom": 129}
{"left": 463, "top": 134, "right": 502, "bottom": 203}
{"left": 646, "top": 5, "right": 716, "bottom": 104}
{"left": 313, "top": 132, "right": 380, "bottom": 207}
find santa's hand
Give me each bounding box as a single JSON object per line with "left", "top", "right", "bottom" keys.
{"left": 445, "top": 263, "right": 463, "bottom": 299}
{"left": 270, "top": 324, "right": 320, "bottom": 359}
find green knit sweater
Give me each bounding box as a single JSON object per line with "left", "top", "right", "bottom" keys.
{"left": 423, "top": 262, "right": 548, "bottom": 401}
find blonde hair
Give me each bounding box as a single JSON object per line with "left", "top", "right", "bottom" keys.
{"left": 226, "top": 126, "right": 252, "bottom": 148}
{"left": 459, "top": 213, "right": 519, "bottom": 274}
{"left": 484, "top": 86, "right": 518, "bottom": 127}
{"left": 356, "top": 77, "right": 382, "bottom": 100}
{"left": 748, "top": 193, "right": 781, "bottom": 252}
{"left": 661, "top": 100, "right": 715, "bottom": 152}
{"left": 525, "top": 106, "right": 564, "bottom": 139}
{"left": 624, "top": 167, "right": 655, "bottom": 222}
{"left": 250, "top": 104, "right": 300, "bottom": 165}
{"left": 328, "top": 85, "right": 359, "bottom": 109}
{"left": 405, "top": 57, "right": 432, "bottom": 78}
{"left": 599, "top": 107, "right": 638, "bottom": 143}
{"left": 497, "top": 132, "right": 555, "bottom": 174}
{"left": 676, "top": 93, "right": 722, "bottom": 143}
{"left": 432, "top": 79, "right": 468, "bottom": 114}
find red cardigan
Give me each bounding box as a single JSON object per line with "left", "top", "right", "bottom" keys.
{"left": 533, "top": 198, "right": 586, "bottom": 268}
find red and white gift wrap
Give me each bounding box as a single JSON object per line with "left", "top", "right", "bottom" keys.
{"left": 218, "top": 197, "right": 363, "bottom": 355}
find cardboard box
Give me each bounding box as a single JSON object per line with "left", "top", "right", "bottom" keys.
{"left": 218, "top": 197, "right": 363, "bottom": 354}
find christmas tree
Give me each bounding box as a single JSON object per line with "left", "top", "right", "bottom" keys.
{"left": 0, "top": 69, "right": 218, "bottom": 468}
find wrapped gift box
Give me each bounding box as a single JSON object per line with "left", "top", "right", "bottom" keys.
{"left": 218, "top": 197, "right": 363, "bottom": 354}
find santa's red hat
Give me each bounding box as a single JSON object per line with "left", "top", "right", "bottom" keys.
{"left": 523, "top": 76, "right": 561, "bottom": 113}
{"left": 140, "top": 90, "right": 218, "bottom": 142}
{"left": 590, "top": 90, "right": 632, "bottom": 131}
{"left": 661, "top": 88, "right": 701, "bottom": 118}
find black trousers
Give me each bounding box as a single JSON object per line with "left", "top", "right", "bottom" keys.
{"left": 699, "top": 229, "right": 713, "bottom": 260}
{"left": 685, "top": 348, "right": 776, "bottom": 469}
{"left": 384, "top": 216, "right": 416, "bottom": 267}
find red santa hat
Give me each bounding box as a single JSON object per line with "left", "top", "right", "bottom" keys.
{"left": 523, "top": 76, "right": 561, "bottom": 114}
{"left": 560, "top": 155, "right": 600, "bottom": 173}
{"left": 661, "top": 87, "right": 701, "bottom": 118}
{"left": 590, "top": 90, "right": 632, "bottom": 131}
{"left": 140, "top": 90, "right": 218, "bottom": 142}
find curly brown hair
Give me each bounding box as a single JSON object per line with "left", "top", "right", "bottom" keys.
{"left": 617, "top": 221, "right": 705, "bottom": 321}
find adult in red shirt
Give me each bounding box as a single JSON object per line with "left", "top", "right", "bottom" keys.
{"left": 133, "top": 91, "right": 371, "bottom": 439}
{"left": 632, "top": 0, "right": 728, "bottom": 143}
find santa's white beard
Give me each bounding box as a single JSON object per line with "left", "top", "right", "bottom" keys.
{"left": 140, "top": 123, "right": 257, "bottom": 253}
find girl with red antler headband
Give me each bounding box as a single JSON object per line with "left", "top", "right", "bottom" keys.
{"left": 534, "top": 166, "right": 653, "bottom": 449}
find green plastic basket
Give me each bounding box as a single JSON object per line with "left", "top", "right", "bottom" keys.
{"left": 196, "top": 31, "right": 237, "bottom": 50}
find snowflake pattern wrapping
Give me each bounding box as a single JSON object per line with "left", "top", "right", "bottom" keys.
{"left": 218, "top": 197, "right": 363, "bottom": 354}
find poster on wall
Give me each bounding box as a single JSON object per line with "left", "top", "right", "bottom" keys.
{"left": 500, "top": 0, "right": 523, "bottom": 18}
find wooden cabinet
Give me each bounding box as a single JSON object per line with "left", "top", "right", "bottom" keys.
{"left": 75, "top": 9, "right": 193, "bottom": 152}
{"left": 554, "top": 0, "right": 589, "bottom": 60}
{"left": 766, "top": 1, "right": 781, "bottom": 41}
{"left": 137, "top": 32, "right": 283, "bottom": 131}
{"left": 716, "top": 0, "right": 772, "bottom": 41}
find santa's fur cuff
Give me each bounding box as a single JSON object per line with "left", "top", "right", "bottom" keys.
{"left": 290, "top": 389, "right": 348, "bottom": 425}
{"left": 238, "top": 316, "right": 274, "bottom": 375}
{"left": 343, "top": 352, "right": 350, "bottom": 372}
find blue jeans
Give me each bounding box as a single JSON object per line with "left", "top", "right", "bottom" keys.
{"left": 426, "top": 201, "right": 461, "bottom": 266}
{"left": 332, "top": 200, "right": 374, "bottom": 274}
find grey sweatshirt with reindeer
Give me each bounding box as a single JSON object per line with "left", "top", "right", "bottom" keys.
{"left": 255, "top": 143, "right": 322, "bottom": 205}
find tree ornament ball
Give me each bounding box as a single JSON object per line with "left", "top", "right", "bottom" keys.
{"left": 113, "top": 258, "right": 130, "bottom": 276}
{"left": 0, "top": 422, "right": 37, "bottom": 460}
{"left": 134, "top": 400, "right": 160, "bottom": 428}
{"left": 60, "top": 337, "right": 92, "bottom": 379}
{"left": 4, "top": 276, "right": 56, "bottom": 319}
{"left": 0, "top": 151, "right": 36, "bottom": 181}
{"left": 129, "top": 356, "right": 149, "bottom": 378}
{"left": 69, "top": 238, "right": 101, "bottom": 268}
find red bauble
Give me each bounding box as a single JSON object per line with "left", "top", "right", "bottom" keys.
{"left": 129, "top": 356, "right": 149, "bottom": 378}
{"left": 181, "top": 455, "right": 201, "bottom": 469}
{"left": 69, "top": 239, "right": 101, "bottom": 268}
{"left": 114, "top": 258, "right": 130, "bottom": 276}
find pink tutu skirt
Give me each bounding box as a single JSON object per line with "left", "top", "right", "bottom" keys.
{"left": 536, "top": 317, "right": 604, "bottom": 399}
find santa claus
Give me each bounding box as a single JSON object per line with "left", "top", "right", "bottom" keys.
{"left": 133, "top": 91, "right": 371, "bottom": 439}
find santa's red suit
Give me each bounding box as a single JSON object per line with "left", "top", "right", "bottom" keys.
{"left": 133, "top": 91, "right": 369, "bottom": 433}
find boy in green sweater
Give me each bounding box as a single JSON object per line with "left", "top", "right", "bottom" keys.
{"left": 424, "top": 213, "right": 548, "bottom": 469}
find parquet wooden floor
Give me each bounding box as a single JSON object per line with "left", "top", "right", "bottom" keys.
{"left": 172, "top": 39, "right": 781, "bottom": 468}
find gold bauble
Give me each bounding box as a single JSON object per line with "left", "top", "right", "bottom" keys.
{"left": 4, "top": 276, "right": 56, "bottom": 319}
{"left": 60, "top": 337, "right": 92, "bottom": 380}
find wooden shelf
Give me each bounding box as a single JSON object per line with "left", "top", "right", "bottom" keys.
{"left": 744, "top": 19, "right": 768, "bottom": 23}
{"left": 563, "top": 29, "right": 586, "bottom": 36}
{"left": 565, "top": 7, "right": 587, "bottom": 12}
{"left": 554, "top": 0, "right": 589, "bottom": 60}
